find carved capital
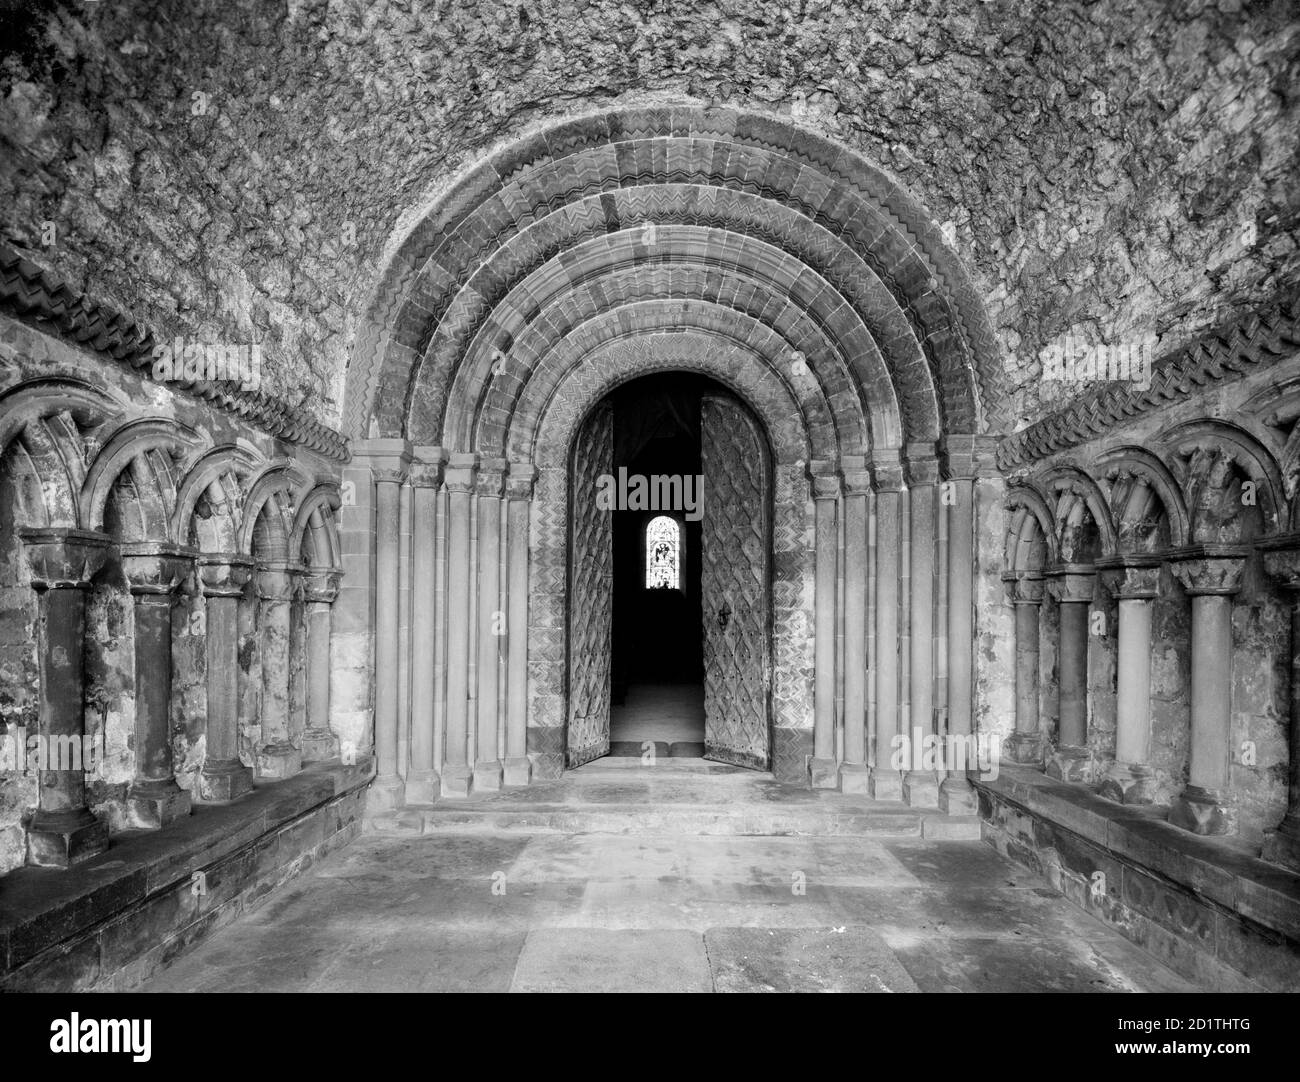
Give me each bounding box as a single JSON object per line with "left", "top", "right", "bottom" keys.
{"left": 1046, "top": 565, "right": 1096, "bottom": 603}
{"left": 476, "top": 456, "right": 508, "bottom": 499}
{"left": 197, "top": 553, "right": 255, "bottom": 597}
{"left": 19, "top": 528, "right": 112, "bottom": 590}
{"left": 903, "top": 441, "right": 940, "bottom": 487}
{"left": 352, "top": 438, "right": 412, "bottom": 486}
{"left": 444, "top": 452, "right": 478, "bottom": 495}
{"left": 505, "top": 460, "right": 539, "bottom": 500}
{"left": 257, "top": 560, "right": 303, "bottom": 602}
{"left": 1002, "top": 571, "right": 1045, "bottom": 605}
{"left": 409, "top": 445, "right": 448, "bottom": 489}
{"left": 1167, "top": 544, "right": 1248, "bottom": 596}
{"left": 303, "top": 568, "right": 342, "bottom": 604}
{"left": 119, "top": 542, "right": 196, "bottom": 597}
{"left": 1096, "top": 554, "right": 1162, "bottom": 600}
{"left": 871, "top": 448, "right": 904, "bottom": 492}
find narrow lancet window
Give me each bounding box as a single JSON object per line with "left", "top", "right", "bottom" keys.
{"left": 645, "top": 515, "right": 682, "bottom": 590}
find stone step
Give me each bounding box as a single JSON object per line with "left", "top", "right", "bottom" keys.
{"left": 368, "top": 761, "right": 980, "bottom": 839}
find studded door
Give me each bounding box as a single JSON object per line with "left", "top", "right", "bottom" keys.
{"left": 566, "top": 403, "right": 614, "bottom": 767}
{"left": 700, "top": 396, "right": 771, "bottom": 770}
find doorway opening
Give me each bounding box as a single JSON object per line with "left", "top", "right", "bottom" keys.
{"left": 565, "top": 371, "right": 774, "bottom": 769}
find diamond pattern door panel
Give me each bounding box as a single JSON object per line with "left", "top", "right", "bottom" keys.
{"left": 701, "top": 395, "right": 771, "bottom": 770}
{"left": 566, "top": 403, "right": 613, "bottom": 768}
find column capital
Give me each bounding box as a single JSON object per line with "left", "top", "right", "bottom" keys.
{"left": 1257, "top": 533, "right": 1300, "bottom": 590}
{"left": 809, "top": 459, "right": 841, "bottom": 501}
{"left": 256, "top": 560, "right": 304, "bottom": 601}
{"left": 903, "top": 441, "right": 940, "bottom": 486}
{"left": 1002, "top": 571, "right": 1045, "bottom": 605}
{"left": 1167, "top": 544, "right": 1249, "bottom": 596}
{"left": 409, "top": 445, "right": 448, "bottom": 489}
{"left": 351, "top": 438, "right": 412, "bottom": 485}
{"left": 505, "top": 460, "right": 539, "bottom": 500}
{"left": 940, "top": 434, "right": 999, "bottom": 479}
{"left": 444, "top": 452, "right": 478, "bottom": 494}
{"left": 1096, "top": 554, "right": 1162, "bottom": 600}
{"left": 870, "top": 448, "right": 904, "bottom": 492}
{"left": 840, "top": 454, "right": 872, "bottom": 496}
{"left": 1045, "top": 564, "right": 1096, "bottom": 603}
{"left": 18, "top": 528, "right": 112, "bottom": 589}
{"left": 303, "top": 567, "right": 342, "bottom": 604}
{"left": 197, "top": 553, "right": 255, "bottom": 597}
{"left": 476, "top": 456, "right": 508, "bottom": 498}
{"left": 119, "top": 542, "right": 197, "bottom": 596}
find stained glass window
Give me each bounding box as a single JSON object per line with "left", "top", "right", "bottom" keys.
{"left": 645, "top": 515, "right": 681, "bottom": 590}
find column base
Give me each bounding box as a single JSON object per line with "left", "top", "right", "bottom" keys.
{"left": 125, "top": 780, "right": 192, "bottom": 830}
{"left": 366, "top": 772, "right": 406, "bottom": 813}
{"left": 837, "top": 761, "right": 870, "bottom": 794}
{"left": 405, "top": 768, "right": 442, "bottom": 804}
{"left": 473, "top": 759, "right": 503, "bottom": 793}
{"left": 1261, "top": 814, "right": 1300, "bottom": 872}
{"left": 440, "top": 763, "right": 473, "bottom": 798}
{"left": 1097, "top": 761, "right": 1156, "bottom": 805}
{"left": 1005, "top": 731, "right": 1045, "bottom": 766}
{"left": 868, "top": 767, "right": 903, "bottom": 801}
{"left": 502, "top": 756, "right": 532, "bottom": 787}
{"left": 902, "top": 771, "right": 940, "bottom": 808}
{"left": 809, "top": 756, "right": 840, "bottom": 789}
{"left": 26, "top": 809, "right": 110, "bottom": 868}
{"left": 938, "top": 775, "right": 978, "bottom": 815}
{"left": 256, "top": 740, "right": 302, "bottom": 780}
{"left": 1169, "top": 785, "right": 1234, "bottom": 836}
{"left": 197, "top": 758, "right": 254, "bottom": 804}
{"left": 1045, "top": 745, "right": 1093, "bottom": 784}
{"left": 299, "top": 727, "right": 340, "bottom": 763}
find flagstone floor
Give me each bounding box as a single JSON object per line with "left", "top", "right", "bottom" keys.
{"left": 138, "top": 809, "right": 1197, "bottom": 993}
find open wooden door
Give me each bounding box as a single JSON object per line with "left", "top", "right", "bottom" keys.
{"left": 566, "top": 403, "right": 614, "bottom": 767}
{"left": 700, "top": 395, "right": 771, "bottom": 770}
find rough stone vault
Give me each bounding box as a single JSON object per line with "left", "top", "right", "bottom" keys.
{"left": 0, "top": 0, "right": 1297, "bottom": 993}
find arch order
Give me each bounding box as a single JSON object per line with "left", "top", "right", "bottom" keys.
{"left": 80, "top": 417, "right": 203, "bottom": 541}
{"left": 239, "top": 461, "right": 316, "bottom": 558}
{"left": 291, "top": 484, "right": 343, "bottom": 570}
{"left": 1036, "top": 463, "right": 1119, "bottom": 559}
{"left": 1092, "top": 444, "right": 1191, "bottom": 550}
{"left": 1005, "top": 485, "right": 1058, "bottom": 571}
{"left": 347, "top": 105, "right": 1004, "bottom": 449}
{"left": 1157, "top": 418, "right": 1286, "bottom": 538}
{"left": 170, "top": 444, "right": 260, "bottom": 552}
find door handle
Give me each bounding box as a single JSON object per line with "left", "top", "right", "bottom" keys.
{"left": 717, "top": 600, "right": 732, "bottom": 630}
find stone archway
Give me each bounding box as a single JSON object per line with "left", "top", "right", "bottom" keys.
{"left": 339, "top": 104, "right": 1004, "bottom": 810}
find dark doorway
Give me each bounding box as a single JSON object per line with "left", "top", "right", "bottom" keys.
{"left": 608, "top": 373, "right": 724, "bottom": 753}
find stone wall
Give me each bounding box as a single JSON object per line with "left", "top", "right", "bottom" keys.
{"left": 2, "top": 0, "right": 1296, "bottom": 433}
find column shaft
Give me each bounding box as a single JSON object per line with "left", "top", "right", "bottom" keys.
{"left": 473, "top": 460, "right": 506, "bottom": 792}
{"left": 371, "top": 474, "right": 404, "bottom": 808}
{"left": 871, "top": 486, "right": 902, "bottom": 799}
{"left": 839, "top": 477, "right": 869, "bottom": 792}
{"left": 197, "top": 555, "right": 254, "bottom": 805}
{"left": 442, "top": 455, "right": 476, "bottom": 796}
{"left": 810, "top": 476, "right": 839, "bottom": 788}
{"left": 408, "top": 468, "right": 440, "bottom": 802}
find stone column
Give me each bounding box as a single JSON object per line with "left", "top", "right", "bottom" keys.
{"left": 871, "top": 456, "right": 904, "bottom": 800}
{"left": 300, "top": 568, "right": 341, "bottom": 762}
{"left": 938, "top": 441, "right": 976, "bottom": 815}
{"left": 1044, "top": 566, "right": 1095, "bottom": 783}
{"left": 256, "top": 560, "right": 302, "bottom": 780}
{"left": 19, "top": 528, "right": 112, "bottom": 866}
{"left": 1096, "top": 556, "right": 1161, "bottom": 803}
{"left": 838, "top": 459, "right": 871, "bottom": 793}
{"left": 442, "top": 453, "right": 477, "bottom": 797}
{"left": 1260, "top": 537, "right": 1300, "bottom": 870}
{"left": 369, "top": 458, "right": 408, "bottom": 811}
{"left": 407, "top": 448, "right": 445, "bottom": 802}
{"left": 809, "top": 465, "right": 841, "bottom": 789}
{"left": 120, "top": 542, "right": 194, "bottom": 829}
{"left": 474, "top": 457, "right": 507, "bottom": 792}
{"left": 197, "top": 553, "right": 255, "bottom": 803}
{"left": 1168, "top": 545, "right": 1247, "bottom": 835}
{"left": 1004, "top": 571, "right": 1045, "bottom": 765}
{"left": 503, "top": 462, "right": 536, "bottom": 787}
{"left": 903, "top": 444, "right": 939, "bottom": 807}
